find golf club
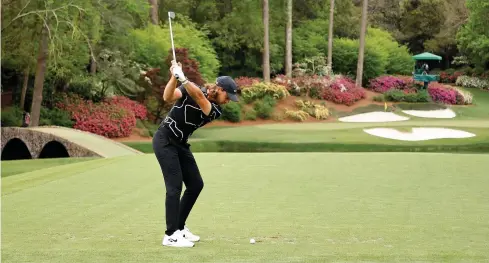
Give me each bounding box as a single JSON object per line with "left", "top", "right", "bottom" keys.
{"left": 168, "top": 11, "right": 176, "bottom": 62}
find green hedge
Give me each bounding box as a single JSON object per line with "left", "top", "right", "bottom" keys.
{"left": 294, "top": 27, "right": 413, "bottom": 86}
{"left": 39, "top": 108, "right": 74, "bottom": 127}
{"left": 366, "top": 28, "right": 414, "bottom": 75}
{"left": 383, "top": 90, "right": 430, "bottom": 103}
{"left": 124, "top": 141, "right": 489, "bottom": 154}
{"left": 1, "top": 106, "right": 24, "bottom": 127}
{"left": 220, "top": 102, "right": 242, "bottom": 123}
{"left": 332, "top": 38, "right": 386, "bottom": 85}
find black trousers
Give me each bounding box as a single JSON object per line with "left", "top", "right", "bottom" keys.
{"left": 152, "top": 128, "right": 204, "bottom": 236}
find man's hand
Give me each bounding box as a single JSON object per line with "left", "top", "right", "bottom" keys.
{"left": 170, "top": 60, "right": 187, "bottom": 83}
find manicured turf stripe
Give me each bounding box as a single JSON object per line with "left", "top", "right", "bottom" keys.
{"left": 2, "top": 153, "right": 489, "bottom": 262}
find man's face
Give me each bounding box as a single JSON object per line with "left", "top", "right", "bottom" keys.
{"left": 215, "top": 87, "right": 231, "bottom": 105}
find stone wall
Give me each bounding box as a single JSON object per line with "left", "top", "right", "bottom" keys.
{"left": 1, "top": 127, "right": 103, "bottom": 159}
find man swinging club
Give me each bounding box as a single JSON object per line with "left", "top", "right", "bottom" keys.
{"left": 152, "top": 60, "right": 239, "bottom": 247}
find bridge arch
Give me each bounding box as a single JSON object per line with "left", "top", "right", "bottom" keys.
{"left": 1, "top": 126, "right": 141, "bottom": 159}
{"left": 39, "top": 140, "right": 70, "bottom": 159}
{"left": 1, "top": 138, "right": 33, "bottom": 160}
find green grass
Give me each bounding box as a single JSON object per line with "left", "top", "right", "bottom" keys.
{"left": 450, "top": 88, "right": 489, "bottom": 119}
{"left": 124, "top": 119, "right": 489, "bottom": 153}
{"left": 1, "top": 157, "right": 97, "bottom": 177}
{"left": 2, "top": 153, "right": 489, "bottom": 262}
{"left": 391, "top": 87, "right": 489, "bottom": 120}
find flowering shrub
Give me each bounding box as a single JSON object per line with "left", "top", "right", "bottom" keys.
{"left": 428, "top": 82, "right": 472, "bottom": 105}
{"left": 273, "top": 74, "right": 330, "bottom": 98}
{"left": 321, "top": 77, "right": 366, "bottom": 106}
{"left": 105, "top": 96, "right": 148, "bottom": 120}
{"left": 428, "top": 85, "right": 457, "bottom": 105}
{"left": 455, "top": 75, "right": 489, "bottom": 90}
{"left": 234, "top": 76, "right": 261, "bottom": 87}
{"left": 368, "top": 75, "right": 411, "bottom": 93}
{"left": 439, "top": 71, "right": 463, "bottom": 83}
{"left": 294, "top": 75, "right": 331, "bottom": 99}
{"left": 392, "top": 75, "right": 415, "bottom": 84}
{"left": 241, "top": 82, "right": 290, "bottom": 103}
{"left": 56, "top": 93, "right": 139, "bottom": 138}
{"left": 295, "top": 99, "right": 329, "bottom": 120}
{"left": 285, "top": 109, "right": 309, "bottom": 122}
{"left": 74, "top": 105, "right": 136, "bottom": 138}
{"left": 451, "top": 86, "right": 473, "bottom": 104}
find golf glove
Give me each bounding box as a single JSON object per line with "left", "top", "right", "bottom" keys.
{"left": 172, "top": 66, "right": 187, "bottom": 83}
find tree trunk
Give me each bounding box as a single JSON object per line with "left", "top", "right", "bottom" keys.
{"left": 327, "top": 0, "right": 335, "bottom": 73}
{"left": 29, "top": 22, "right": 49, "bottom": 127}
{"left": 148, "top": 0, "right": 158, "bottom": 25}
{"left": 90, "top": 56, "right": 97, "bottom": 74}
{"left": 445, "top": 51, "right": 450, "bottom": 69}
{"left": 263, "top": 0, "right": 270, "bottom": 82}
{"left": 356, "top": 0, "right": 368, "bottom": 87}
{"left": 20, "top": 66, "right": 30, "bottom": 110}
{"left": 285, "top": 0, "right": 293, "bottom": 77}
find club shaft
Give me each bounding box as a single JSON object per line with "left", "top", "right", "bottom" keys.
{"left": 168, "top": 13, "right": 176, "bottom": 61}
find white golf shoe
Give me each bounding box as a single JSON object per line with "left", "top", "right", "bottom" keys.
{"left": 181, "top": 226, "right": 200, "bottom": 242}
{"left": 162, "top": 230, "right": 195, "bottom": 248}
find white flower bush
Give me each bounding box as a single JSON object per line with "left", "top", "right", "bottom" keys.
{"left": 456, "top": 75, "right": 489, "bottom": 90}
{"left": 451, "top": 86, "right": 473, "bottom": 104}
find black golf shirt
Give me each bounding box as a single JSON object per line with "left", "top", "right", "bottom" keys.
{"left": 159, "top": 85, "right": 222, "bottom": 143}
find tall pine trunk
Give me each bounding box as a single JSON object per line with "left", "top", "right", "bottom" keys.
{"left": 285, "top": 0, "right": 293, "bottom": 77}
{"left": 327, "top": 0, "right": 335, "bottom": 73}
{"left": 148, "top": 0, "right": 158, "bottom": 25}
{"left": 20, "top": 66, "right": 30, "bottom": 110}
{"left": 29, "top": 22, "right": 49, "bottom": 127}
{"left": 356, "top": 0, "right": 368, "bottom": 87}
{"left": 263, "top": 0, "right": 270, "bottom": 82}
{"left": 90, "top": 57, "right": 97, "bottom": 75}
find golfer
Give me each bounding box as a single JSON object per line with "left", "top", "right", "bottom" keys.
{"left": 152, "top": 60, "right": 239, "bottom": 247}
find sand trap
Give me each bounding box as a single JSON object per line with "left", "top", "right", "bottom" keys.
{"left": 363, "top": 127, "right": 475, "bottom": 141}
{"left": 338, "top": 112, "right": 409, "bottom": 123}
{"left": 401, "top": 108, "right": 456, "bottom": 119}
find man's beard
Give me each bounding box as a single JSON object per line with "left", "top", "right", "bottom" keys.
{"left": 206, "top": 87, "right": 219, "bottom": 101}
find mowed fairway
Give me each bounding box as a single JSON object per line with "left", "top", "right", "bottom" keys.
{"left": 2, "top": 153, "right": 489, "bottom": 262}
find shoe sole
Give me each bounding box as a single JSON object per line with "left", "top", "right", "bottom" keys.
{"left": 183, "top": 235, "right": 200, "bottom": 242}
{"left": 162, "top": 242, "right": 195, "bottom": 248}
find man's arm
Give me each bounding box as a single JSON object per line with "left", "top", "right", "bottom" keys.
{"left": 171, "top": 64, "right": 212, "bottom": 115}
{"left": 162, "top": 74, "right": 182, "bottom": 103}
{"left": 181, "top": 81, "right": 212, "bottom": 115}
{"left": 162, "top": 63, "right": 183, "bottom": 103}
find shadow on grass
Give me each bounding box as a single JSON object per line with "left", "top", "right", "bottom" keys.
{"left": 124, "top": 140, "right": 489, "bottom": 154}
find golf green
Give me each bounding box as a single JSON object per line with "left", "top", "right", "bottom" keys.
{"left": 2, "top": 153, "right": 489, "bottom": 262}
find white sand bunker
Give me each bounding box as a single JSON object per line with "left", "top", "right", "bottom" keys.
{"left": 339, "top": 112, "right": 409, "bottom": 123}
{"left": 401, "top": 108, "right": 456, "bottom": 119}
{"left": 364, "top": 127, "right": 476, "bottom": 141}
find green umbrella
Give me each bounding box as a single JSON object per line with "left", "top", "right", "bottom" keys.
{"left": 412, "top": 52, "right": 442, "bottom": 61}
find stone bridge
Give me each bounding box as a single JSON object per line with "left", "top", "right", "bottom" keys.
{"left": 1, "top": 126, "right": 143, "bottom": 160}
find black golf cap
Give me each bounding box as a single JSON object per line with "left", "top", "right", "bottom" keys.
{"left": 216, "top": 76, "right": 239, "bottom": 102}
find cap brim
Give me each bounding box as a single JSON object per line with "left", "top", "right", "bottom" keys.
{"left": 227, "top": 92, "right": 239, "bottom": 102}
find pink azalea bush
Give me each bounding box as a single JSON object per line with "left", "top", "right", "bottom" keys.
{"left": 321, "top": 77, "right": 366, "bottom": 106}
{"left": 105, "top": 96, "right": 148, "bottom": 120}
{"left": 427, "top": 83, "right": 460, "bottom": 105}
{"left": 273, "top": 74, "right": 330, "bottom": 98}
{"left": 439, "top": 71, "right": 463, "bottom": 84}
{"left": 368, "top": 75, "right": 411, "bottom": 93}
{"left": 234, "top": 76, "right": 261, "bottom": 87}
{"left": 56, "top": 93, "right": 149, "bottom": 138}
